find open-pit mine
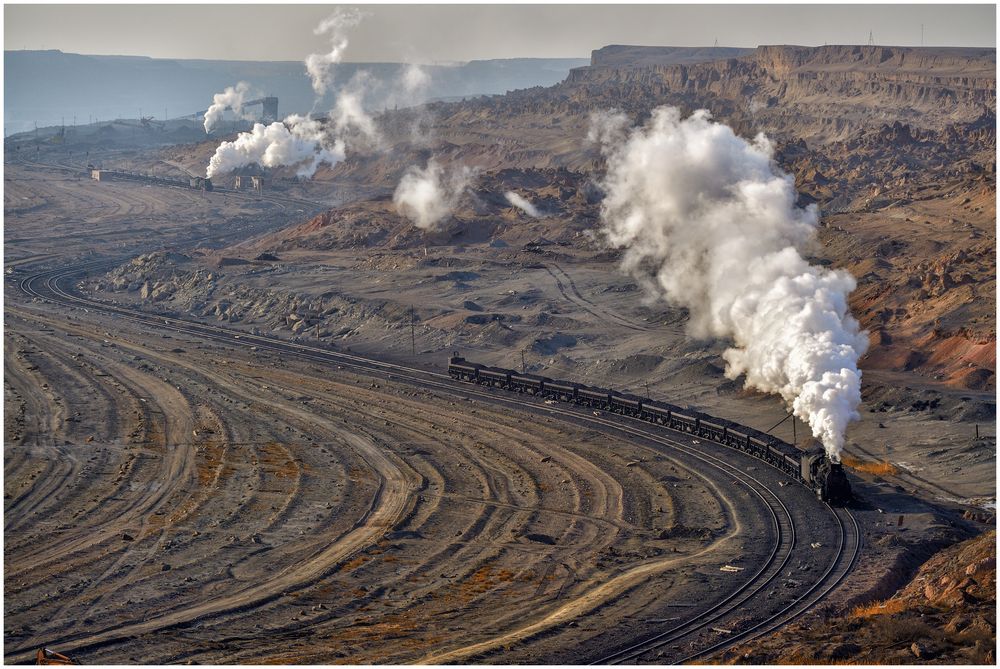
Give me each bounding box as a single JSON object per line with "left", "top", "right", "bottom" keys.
{"left": 4, "top": 12, "right": 996, "bottom": 666}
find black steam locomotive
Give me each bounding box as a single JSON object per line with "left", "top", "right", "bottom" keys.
{"left": 448, "top": 356, "right": 851, "bottom": 504}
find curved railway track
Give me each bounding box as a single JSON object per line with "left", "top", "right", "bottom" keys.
{"left": 8, "top": 259, "right": 862, "bottom": 663}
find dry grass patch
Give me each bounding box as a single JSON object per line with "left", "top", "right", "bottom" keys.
{"left": 851, "top": 598, "right": 908, "bottom": 618}
{"left": 841, "top": 454, "right": 898, "bottom": 476}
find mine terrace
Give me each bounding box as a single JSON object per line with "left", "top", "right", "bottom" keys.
{"left": 4, "top": 12, "right": 996, "bottom": 666}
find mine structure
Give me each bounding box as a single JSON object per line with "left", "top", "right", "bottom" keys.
{"left": 231, "top": 164, "right": 267, "bottom": 194}
{"left": 233, "top": 175, "right": 265, "bottom": 194}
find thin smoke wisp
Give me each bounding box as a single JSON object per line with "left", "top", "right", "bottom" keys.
{"left": 332, "top": 71, "right": 381, "bottom": 148}
{"left": 593, "top": 106, "right": 868, "bottom": 460}
{"left": 306, "top": 8, "right": 364, "bottom": 96}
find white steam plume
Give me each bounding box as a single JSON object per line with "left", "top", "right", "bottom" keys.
{"left": 332, "top": 71, "right": 381, "bottom": 148}
{"left": 306, "top": 8, "right": 364, "bottom": 96}
{"left": 204, "top": 82, "right": 251, "bottom": 133}
{"left": 505, "top": 191, "right": 542, "bottom": 218}
{"left": 401, "top": 63, "right": 430, "bottom": 96}
{"left": 206, "top": 115, "right": 344, "bottom": 179}
{"left": 393, "top": 160, "right": 472, "bottom": 231}
{"left": 594, "top": 107, "right": 868, "bottom": 461}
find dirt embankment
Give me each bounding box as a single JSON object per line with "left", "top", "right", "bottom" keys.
{"left": 720, "top": 530, "right": 996, "bottom": 664}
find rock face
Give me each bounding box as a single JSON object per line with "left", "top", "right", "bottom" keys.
{"left": 587, "top": 45, "right": 754, "bottom": 68}
{"left": 565, "top": 44, "right": 995, "bottom": 142}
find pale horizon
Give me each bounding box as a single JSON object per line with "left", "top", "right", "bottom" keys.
{"left": 5, "top": 4, "right": 996, "bottom": 64}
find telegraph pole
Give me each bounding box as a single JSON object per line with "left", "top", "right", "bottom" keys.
{"left": 409, "top": 305, "right": 415, "bottom": 356}
{"left": 644, "top": 382, "right": 651, "bottom": 399}
{"left": 792, "top": 415, "right": 797, "bottom": 445}
{"left": 521, "top": 350, "right": 526, "bottom": 374}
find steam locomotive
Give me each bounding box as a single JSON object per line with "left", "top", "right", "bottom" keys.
{"left": 448, "top": 356, "right": 851, "bottom": 504}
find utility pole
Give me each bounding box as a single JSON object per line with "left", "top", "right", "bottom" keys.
{"left": 520, "top": 350, "right": 526, "bottom": 374}
{"left": 644, "top": 382, "right": 651, "bottom": 399}
{"left": 921, "top": 24, "right": 924, "bottom": 47}
{"left": 792, "top": 415, "right": 796, "bottom": 445}
{"left": 868, "top": 30, "right": 875, "bottom": 46}
{"left": 409, "top": 305, "right": 415, "bottom": 356}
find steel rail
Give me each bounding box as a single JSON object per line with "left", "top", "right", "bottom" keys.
{"left": 672, "top": 507, "right": 861, "bottom": 664}
{"left": 11, "top": 260, "right": 859, "bottom": 664}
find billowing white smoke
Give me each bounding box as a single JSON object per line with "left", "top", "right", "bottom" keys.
{"left": 594, "top": 107, "right": 868, "bottom": 461}
{"left": 206, "top": 115, "right": 344, "bottom": 179}
{"left": 393, "top": 160, "right": 473, "bottom": 230}
{"left": 204, "top": 82, "right": 251, "bottom": 133}
{"left": 306, "top": 8, "right": 364, "bottom": 96}
{"left": 505, "top": 191, "right": 541, "bottom": 218}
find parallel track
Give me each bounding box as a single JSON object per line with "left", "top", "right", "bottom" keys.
{"left": 10, "top": 259, "right": 861, "bottom": 663}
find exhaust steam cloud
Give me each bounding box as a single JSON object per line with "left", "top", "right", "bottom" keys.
{"left": 204, "top": 82, "right": 251, "bottom": 133}
{"left": 206, "top": 9, "right": 434, "bottom": 181}
{"left": 593, "top": 107, "right": 868, "bottom": 461}
{"left": 505, "top": 191, "right": 542, "bottom": 218}
{"left": 206, "top": 115, "right": 344, "bottom": 179}
{"left": 393, "top": 160, "right": 473, "bottom": 231}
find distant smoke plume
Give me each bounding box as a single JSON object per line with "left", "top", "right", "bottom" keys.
{"left": 401, "top": 64, "right": 431, "bottom": 96}
{"left": 593, "top": 107, "right": 868, "bottom": 460}
{"left": 393, "top": 160, "right": 473, "bottom": 230}
{"left": 206, "top": 115, "right": 344, "bottom": 179}
{"left": 332, "top": 71, "right": 381, "bottom": 148}
{"left": 306, "top": 8, "right": 364, "bottom": 96}
{"left": 505, "top": 191, "right": 542, "bottom": 218}
{"left": 204, "top": 82, "right": 251, "bottom": 133}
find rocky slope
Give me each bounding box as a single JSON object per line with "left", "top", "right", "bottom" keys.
{"left": 720, "top": 530, "right": 996, "bottom": 664}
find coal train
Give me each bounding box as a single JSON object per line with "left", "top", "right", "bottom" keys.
{"left": 448, "top": 356, "right": 851, "bottom": 504}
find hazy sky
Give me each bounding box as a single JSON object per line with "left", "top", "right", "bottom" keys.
{"left": 4, "top": 4, "right": 995, "bottom": 62}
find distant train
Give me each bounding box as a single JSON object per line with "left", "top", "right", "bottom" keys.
{"left": 448, "top": 356, "right": 851, "bottom": 504}
{"left": 189, "top": 176, "right": 213, "bottom": 191}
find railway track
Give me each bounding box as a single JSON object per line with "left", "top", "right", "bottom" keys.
{"left": 8, "top": 157, "right": 329, "bottom": 213}
{"left": 10, "top": 259, "right": 861, "bottom": 663}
